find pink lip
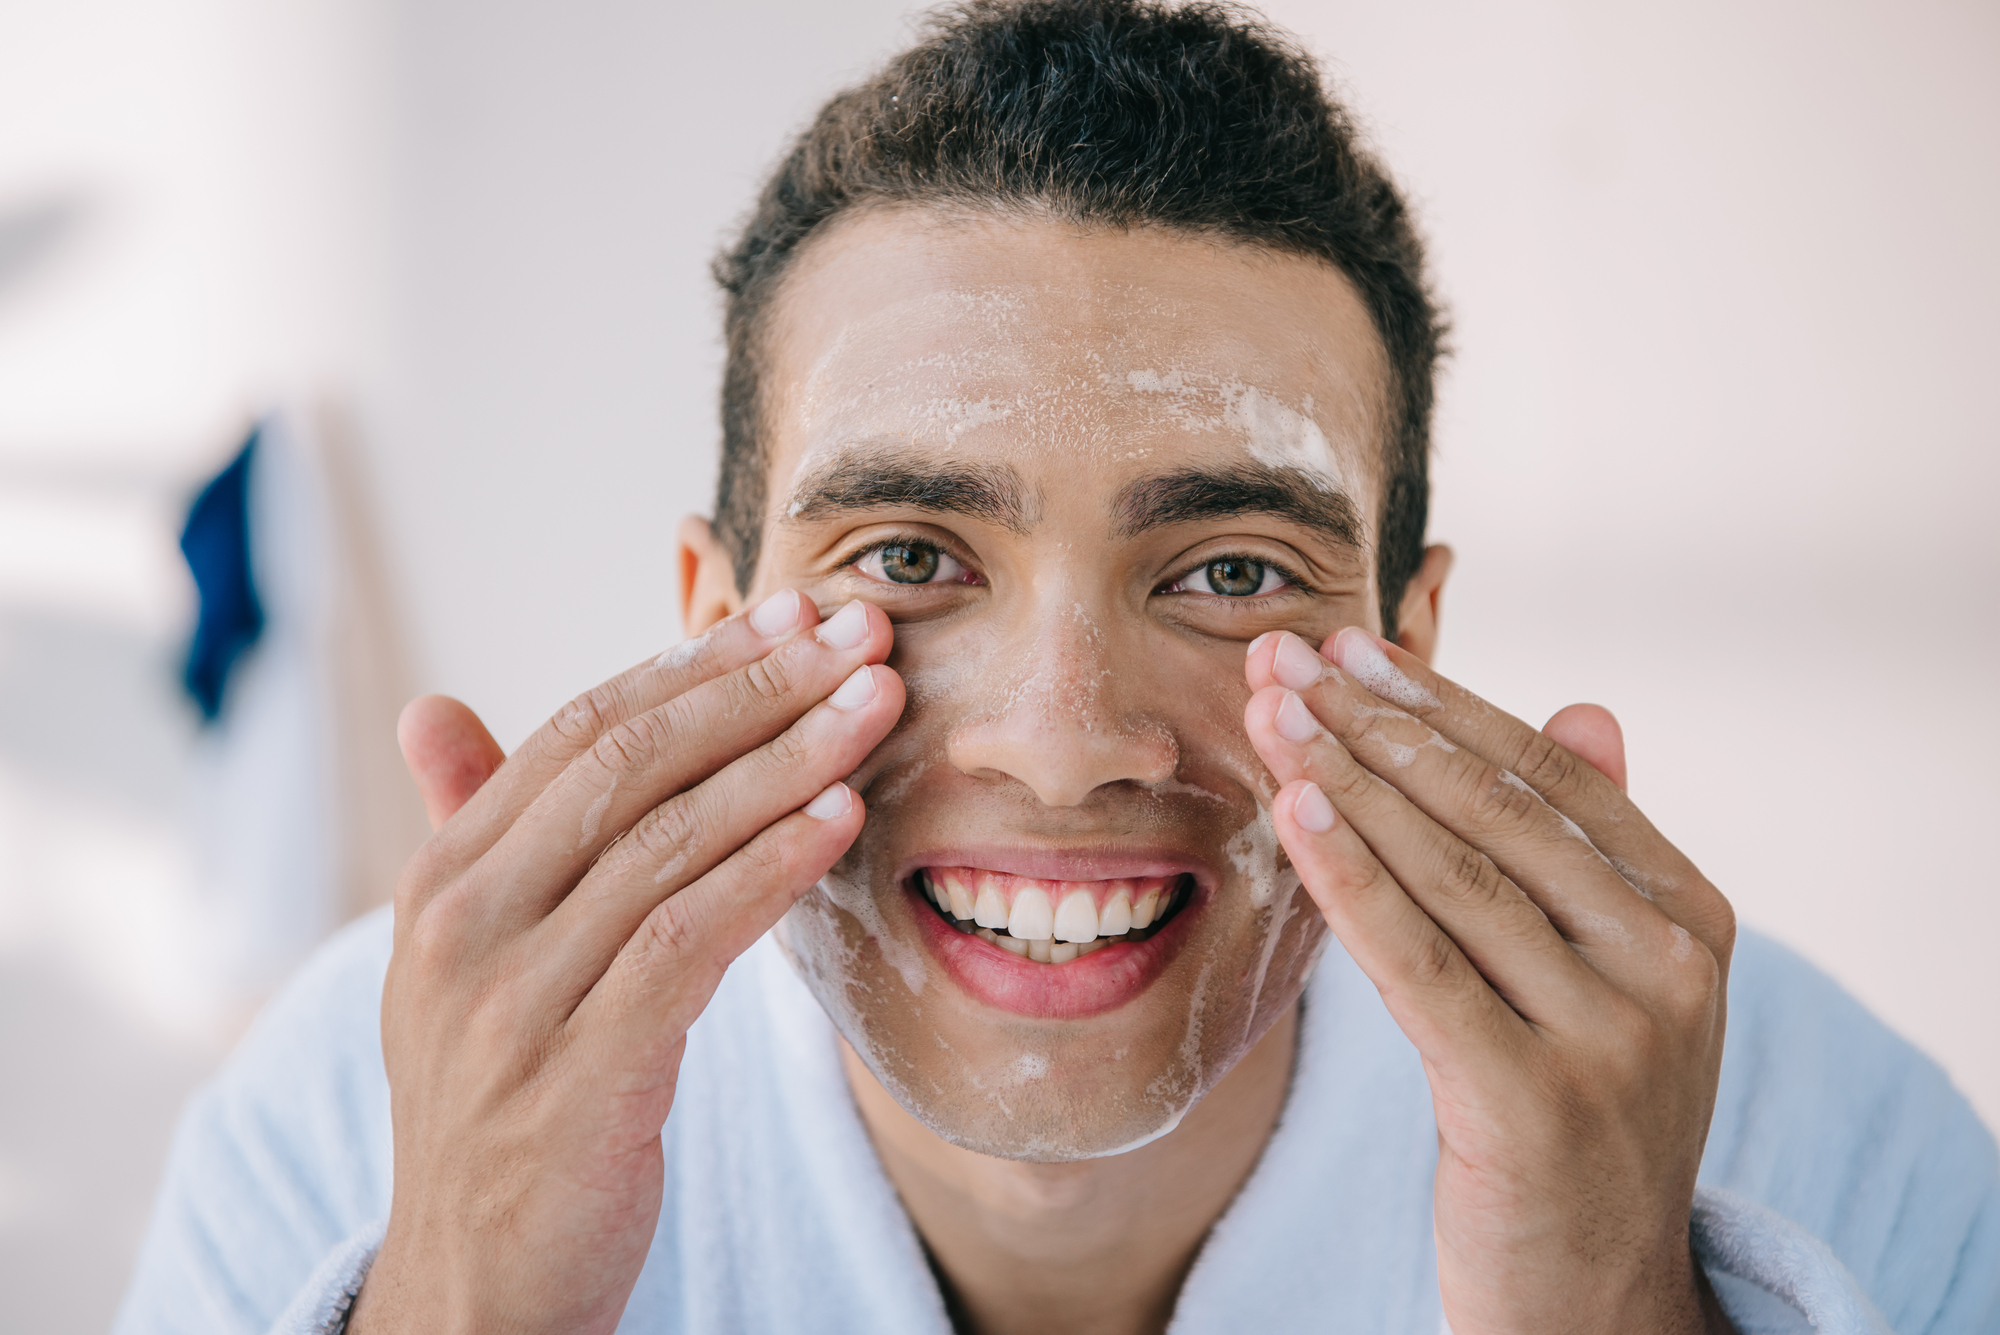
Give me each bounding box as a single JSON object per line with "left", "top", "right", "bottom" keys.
{"left": 898, "top": 847, "right": 1211, "bottom": 1020}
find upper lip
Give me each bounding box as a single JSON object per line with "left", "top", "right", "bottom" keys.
{"left": 894, "top": 844, "right": 1218, "bottom": 895}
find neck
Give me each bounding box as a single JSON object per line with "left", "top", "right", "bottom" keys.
{"left": 839, "top": 1004, "right": 1299, "bottom": 1335}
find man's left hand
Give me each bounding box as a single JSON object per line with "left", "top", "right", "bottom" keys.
{"left": 1245, "top": 628, "right": 1736, "bottom": 1335}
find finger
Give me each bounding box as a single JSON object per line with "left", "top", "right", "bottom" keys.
{"left": 1272, "top": 780, "right": 1526, "bottom": 1073}
{"left": 430, "top": 586, "right": 821, "bottom": 866}
{"left": 1544, "top": 704, "right": 1626, "bottom": 793}
{"left": 530, "top": 663, "right": 904, "bottom": 997}
{"left": 1244, "top": 685, "right": 1601, "bottom": 1022}
{"left": 397, "top": 694, "right": 506, "bottom": 831}
{"left": 1254, "top": 626, "right": 1730, "bottom": 953}
{"left": 568, "top": 782, "right": 865, "bottom": 1071}
{"left": 1251, "top": 634, "right": 1674, "bottom": 977}
{"left": 452, "top": 600, "right": 894, "bottom": 927}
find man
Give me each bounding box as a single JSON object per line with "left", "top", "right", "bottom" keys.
{"left": 117, "top": 2, "right": 1998, "bottom": 1332}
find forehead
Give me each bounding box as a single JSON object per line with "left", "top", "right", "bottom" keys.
{"left": 761, "top": 207, "right": 1390, "bottom": 511}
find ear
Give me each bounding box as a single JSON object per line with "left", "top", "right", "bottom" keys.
{"left": 679, "top": 514, "right": 746, "bottom": 636}
{"left": 1392, "top": 543, "right": 1453, "bottom": 666}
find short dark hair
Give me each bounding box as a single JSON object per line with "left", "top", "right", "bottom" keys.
{"left": 713, "top": 0, "right": 1444, "bottom": 636}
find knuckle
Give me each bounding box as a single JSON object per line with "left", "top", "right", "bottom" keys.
{"left": 739, "top": 648, "right": 799, "bottom": 706}
{"left": 1659, "top": 927, "right": 1724, "bottom": 1021}
{"left": 1434, "top": 838, "right": 1506, "bottom": 911}
{"left": 637, "top": 893, "right": 711, "bottom": 972}
{"left": 1460, "top": 760, "right": 1542, "bottom": 832}
{"left": 1510, "top": 730, "right": 1583, "bottom": 797}
{"left": 1318, "top": 756, "right": 1378, "bottom": 810}
{"left": 549, "top": 686, "right": 615, "bottom": 747}
{"left": 1405, "top": 925, "right": 1463, "bottom": 993}
{"left": 638, "top": 794, "right": 713, "bottom": 866}
{"left": 593, "top": 708, "right": 669, "bottom": 776}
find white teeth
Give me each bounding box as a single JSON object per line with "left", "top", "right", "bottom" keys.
{"left": 973, "top": 882, "right": 1010, "bottom": 929}
{"left": 1008, "top": 887, "right": 1055, "bottom": 941}
{"left": 1098, "top": 889, "right": 1133, "bottom": 937}
{"left": 996, "top": 933, "right": 1029, "bottom": 956}
{"left": 942, "top": 872, "right": 975, "bottom": 921}
{"left": 1049, "top": 942, "right": 1079, "bottom": 963}
{"left": 976, "top": 927, "right": 999, "bottom": 945}
{"left": 1026, "top": 937, "right": 1053, "bottom": 963}
{"left": 1053, "top": 890, "right": 1099, "bottom": 943}
{"left": 1078, "top": 938, "right": 1108, "bottom": 955}
{"left": 1130, "top": 887, "right": 1161, "bottom": 931}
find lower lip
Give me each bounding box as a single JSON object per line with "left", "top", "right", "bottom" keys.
{"left": 908, "top": 881, "right": 1199, "bottom": 1020}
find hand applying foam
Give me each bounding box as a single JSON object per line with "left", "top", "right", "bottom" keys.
{"left": 349, "top": 592, "right": 904, "bottom": 1335}
{"left": 1244, "top": 629, "right": 1738, "bottom": 1335}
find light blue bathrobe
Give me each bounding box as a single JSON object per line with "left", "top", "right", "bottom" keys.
{"left": 114, "top": 909, "right": 2000, "bottom": 1334}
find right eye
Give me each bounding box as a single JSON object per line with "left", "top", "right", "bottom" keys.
{"left": 854, "top": 542, "right": 970, "bottom": 586}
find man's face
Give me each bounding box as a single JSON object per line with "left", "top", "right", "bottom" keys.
{"left": 738, "top": 209, "right": 1389, "bottom": 1159}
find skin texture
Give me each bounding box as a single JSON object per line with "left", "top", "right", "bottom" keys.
{"left": 353, "top": 211, "right": 1734, "bottom": 1335}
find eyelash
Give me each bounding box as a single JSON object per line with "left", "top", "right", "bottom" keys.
{"left": 1159, "top": 553, "right": 1309, "bottom": 600}
{"left": 837, "top": 538, "right": 1310, "bottom": 601}
{"left": 839, "top": 536, "right": 983, "bottom": 587}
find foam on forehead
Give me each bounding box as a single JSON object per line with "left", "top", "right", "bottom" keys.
{"left": 779, "top": 280, "right": 1376, "bottom": 514}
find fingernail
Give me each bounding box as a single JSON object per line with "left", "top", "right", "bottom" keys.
{"left": 1275, "top": 690, "right": 1319, "bottom": 742}
{"left": 750, "top": 588, "right": 802, "bottom": 637}
{"left": 816, "top": 599, "right": 869, "bottom": 650}
{"left": 1271, "top": 632, "right": 1325, "bottom": 690}
{"left": 1330, "top": 626, "right": 1440, "bottom": 710}
{"left": 804, "top": 782, "right": 853, "bottom": 820}
{"left": 1247, "top": 632, "right": 1274, "bottom": 657}
{"left": 827, "top": 665, "right": 878, "bottom": 711}
{"left": 1294, "top": 782, "right": 1337, "bottom": 833}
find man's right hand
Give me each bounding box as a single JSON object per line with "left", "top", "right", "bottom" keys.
{"left": 346, "top": 590, "right": 903, "bottom": 1335}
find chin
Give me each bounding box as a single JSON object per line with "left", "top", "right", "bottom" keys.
{"left": 773, "top": 839, "right": 1329, "bottom": 1161}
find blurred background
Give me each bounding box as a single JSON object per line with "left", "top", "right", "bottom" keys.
{"left": 1, "top": 0, "right": 1994, "bottom": 1328}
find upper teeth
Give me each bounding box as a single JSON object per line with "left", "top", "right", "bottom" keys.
{"left": 921, "top": 868, "right": 1175, "bottom": 949}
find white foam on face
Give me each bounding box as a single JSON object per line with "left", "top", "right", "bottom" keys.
{"left": 1224, "top": 807, "right": 1288, "bottom": 908}
{"left": 1009, "top": 1052, "right": 1049, "bottom": 1082}
{"left": 1121, "top": 368, "right": 1351, "bottom": 495}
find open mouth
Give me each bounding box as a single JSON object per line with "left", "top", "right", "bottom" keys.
{"left": 910, "top": 867, "right": 1196, "bottom": 965}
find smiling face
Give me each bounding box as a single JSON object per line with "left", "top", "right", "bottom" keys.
{"left": 697, "top": 207, "right": 1396, "bottom": 1159}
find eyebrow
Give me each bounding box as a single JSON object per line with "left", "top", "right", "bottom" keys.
{"left": 1112, "top": 464, "right": 1367, "bottom": 551}
{"left": 780, "top": 448, "right": 1036, "bottom": 532}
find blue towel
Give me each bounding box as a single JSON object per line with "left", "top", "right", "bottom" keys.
{"left": 179, "top": 429, "right": 264, "bottom": 721}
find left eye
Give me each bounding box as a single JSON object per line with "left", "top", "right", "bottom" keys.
{"left": 1168, "top": 558, "right": 1288, "bottom": 597}
{"left": 855, "top": 542, "right": 969, "bottom": 586}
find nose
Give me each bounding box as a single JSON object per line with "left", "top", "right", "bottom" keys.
{"left": 945, "top": 610, "right": 1178, "bottom": 807}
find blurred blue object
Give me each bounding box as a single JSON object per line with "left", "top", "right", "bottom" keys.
{"left": 180, "top": 428, "right": 264, "bottom": 720}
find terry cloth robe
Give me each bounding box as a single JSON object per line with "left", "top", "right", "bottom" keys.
{"left": 114, "top": 909, "right": 2000, "bottom": 1334}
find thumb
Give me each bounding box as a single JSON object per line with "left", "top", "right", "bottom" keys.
{"left": 1543, "top": 703, "right": 1627, "bottom": 794}
{"left": 397, "top": 694, "right": 507, "bottom": 831}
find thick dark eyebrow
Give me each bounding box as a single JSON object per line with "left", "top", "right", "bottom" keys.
{"left": 781, "top": 449, "right": 1035, "bottom": 533}
{"left": 1113, "top": 463, "right": 1366, "bottom": 552}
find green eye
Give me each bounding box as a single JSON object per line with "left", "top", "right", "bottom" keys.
{"left": 881, "top": 544, "right": 938, "bottom": 583}
{"left": 1164, "top": 557, "right": 1290, "bottom": 598}
{"left": 1205, "top": 559, "right": 1265, "bottom": 596}
{"left": 856, "top": 542, "right": 969, "bottom": 586}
